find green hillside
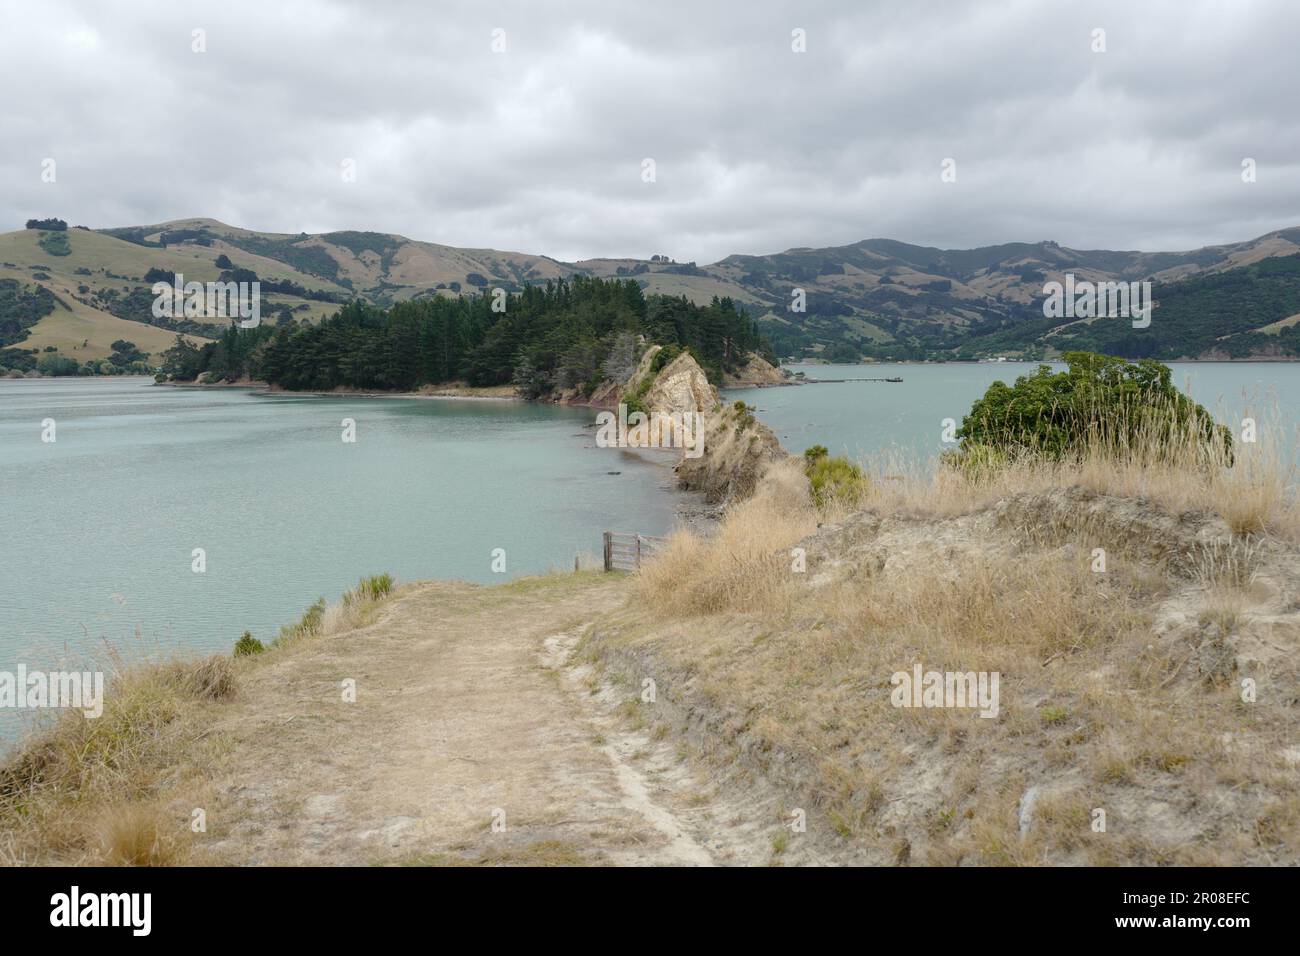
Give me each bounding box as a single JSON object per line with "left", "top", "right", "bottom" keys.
{"left": 4, "top": 216, "right": 1299, "bottom": 374}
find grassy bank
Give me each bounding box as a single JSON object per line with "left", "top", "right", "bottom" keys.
{"left": 586, "top": 415, "right": 1300, "bottom": 864}
{"left": 0, "top": 575, "right": 397, "bottom": 865}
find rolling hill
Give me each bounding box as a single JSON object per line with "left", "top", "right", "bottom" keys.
{"left": 4, "top": 217, "right": 1300, "bottom": 370}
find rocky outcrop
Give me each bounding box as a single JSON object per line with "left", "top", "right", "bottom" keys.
{"left": 642, "top": 350, "right": 719, "bottom": 417}
{"left": 674, "top": 399, "right": 790, "bottom": 504}
{"left": 722, "top": 353, "right": 786, "bottom": 387}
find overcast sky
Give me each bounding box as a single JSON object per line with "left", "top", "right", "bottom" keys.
{"left": 2, "top": 0, "right": 1298, "bottom": 264}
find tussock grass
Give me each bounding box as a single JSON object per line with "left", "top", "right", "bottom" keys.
{"left": 1, "top": 573, "right": 401, "bottom": 865}
{"left": 95, "top": 801, "right": 187, "bottom": 866}
{"left": 0, "top": 655, "right": 232, "bottom": 865}
{"left": 274, "top": 573, "right": 397, "bottom": 649}
{"left": 804, "top": 445, "right": 870, "bottom": 509}
{"left": 635, "top": 458, "right": 816, "bottom": 617}
{"left": 611, "top": 407, "right": 1299, "bottom": 864}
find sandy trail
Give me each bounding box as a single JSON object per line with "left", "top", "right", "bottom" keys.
{"left": 195, "top": 575, "right": 732, "bottom": 866}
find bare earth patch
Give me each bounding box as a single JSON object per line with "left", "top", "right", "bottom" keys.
{"left": 192, "top": 574, "right": 766, "bottom": 866}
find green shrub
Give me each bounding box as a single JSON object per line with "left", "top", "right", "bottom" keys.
{"left": 955, "top": 351, "right": 1231, "bottom": 465}
{"left": 357, "top": 573, "right": 394, "bottom": 602}
{"left": 805, "top": 452, "right": 870, "bottom": 508}
{"left": 622, "top": 391, "right": 647, "bottom": 417}
{"left": 731, "top": 400, "right": 757, "bottom": 432}
{"left": 276, "top": 598, "right": 326, "bottom": 644}
{"left": 37, "top": 231, "right": 71, "bottom": 257}
{"left": 233, "top": 631, "right": 265, "bottom": 656}
{"left": 36, "top": 354, "right": 79, "bottom": 376}
{"left": 650, "top": 344, "right": 682, "bottom": 374}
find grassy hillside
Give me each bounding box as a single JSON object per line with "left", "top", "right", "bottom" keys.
{"left": 705, "top": 230, "right": 1300, "bottom": 361}
{"left": 7, "top": 217, "right": 1300, "bottom": 371}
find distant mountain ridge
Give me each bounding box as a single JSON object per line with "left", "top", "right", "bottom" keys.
{"left": 3, "top": 216, "right": 1300, "bottom": 364}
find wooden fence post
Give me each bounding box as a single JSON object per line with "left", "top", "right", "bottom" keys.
{"left": 603, "top": 531, "right": 612, "bottom": 572}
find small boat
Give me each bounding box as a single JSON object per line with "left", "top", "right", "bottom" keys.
{"left": 885, "top": 376, "right": 903, "bottom": 383}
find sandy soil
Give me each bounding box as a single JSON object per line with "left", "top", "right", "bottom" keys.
{"left": 193, "top": 575, "right": 759, "bottom": 866}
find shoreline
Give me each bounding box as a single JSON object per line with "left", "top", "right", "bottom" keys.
{"left": 160, "top": 374, "right": 719, "bottom": 533}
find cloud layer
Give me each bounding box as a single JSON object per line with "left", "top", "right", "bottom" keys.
{"left": 2, "top": 0, "right": 1298, "bottom": 263}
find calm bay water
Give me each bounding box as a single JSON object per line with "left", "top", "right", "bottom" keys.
{"left": 0, "top": 378, "right": 680, "bottom": 746}
{"left": 3, "top": 364, "right": 1297, "bottom": 747}
{"left": 725, "top": 362, "right": 1300, "bottom": 465}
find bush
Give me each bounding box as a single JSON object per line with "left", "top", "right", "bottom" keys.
{"left": 955, "top": 351, "right": 1231, "bottom": 465}
{"left": 650, "top": 343, "right": 682, "bottom": 373}
{"left": 804, "top": 448, "right": 870, "bottom": 508}
{"left": 37, "top": 232, "right": 70, "bottom": 257}
{"left": 233, "top": 631, "right": 265, "bottom": 656}
{"left": 36, "top": 354, "right": 79, "bottom": 376}
{"left": 349, "top": 573, "right": 394, "bottom": 604}
{"left": 276, "top": 598, "right": 326, "bottom": 645}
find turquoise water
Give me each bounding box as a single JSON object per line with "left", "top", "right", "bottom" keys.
{"left": 725, "top": 362, "right": 1300, "bottom": 465}
{"left": 3, "top": 365, "right": 1297, "bottom": 748}
{"left": 0, "top": 378, "right": 681, "bottom": 746}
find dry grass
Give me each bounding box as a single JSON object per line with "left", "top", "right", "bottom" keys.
{"left": 635, "top": 458, "right": 816, "bottom": 616}
{"left": 272, "top": 573, "right": 396, "bottom": 650}
{"left": 0, "top": 575, "right": 400, "bottom": 866}
{"left": 607, "top": 416, "right": 1300, "bottom": 864}
{"left": 862, "top": 407, "right": 1298, "bottom": 541}
{"left": 0, "top": 655, "right": 232, "bottom": 865}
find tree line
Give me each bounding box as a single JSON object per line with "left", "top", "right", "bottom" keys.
{"left": 160, "top": 276, "right": 774, "bottom": 393}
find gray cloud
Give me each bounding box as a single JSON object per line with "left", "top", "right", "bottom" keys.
{"left": 2, "top": 0, "right": 1298, "bottom": 263}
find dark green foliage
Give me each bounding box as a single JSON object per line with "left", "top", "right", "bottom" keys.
{"left": 99, "top": 226, "right": 163, "bottom": 247}
{"left": 0, "top": 279, "right": 56, "bottom": 346}
{"left": 955, "top": 351, "right": 1232, "bottom": 461}
{"left": 25, "top": 218, "right": 66, "bottom": 231}
{"left": 803, "top": 444, "right": 869, "bottom": 507}
{"left": 731, "top": 400, "right": 757, "bottom": 430}
{"left": 324, "top": 232, "right": 402, "bottom": 271}
{"left": 37, "top": 231, "right": 71, "bottom": 256}
{"left": 218, "top": 233, "right": 341, "bottom": 281}
{"left": 157, "top": 229, "right": 209, "bottom": 245}
{"left": 163, "top": 277, "right": 771, "bottom": 395}
{"left": 1045, "top": 255, "right": 1300, "bottom": 359}
{"left": 109, "top": 339, "right": 145, "bottom": 365}
{"left": 96, "top": 286, "right": 212, "bottom": 337}
{"left": 233, "top": 631, "right": 265, "bottom": 656}
{"left": 37, "top": 353, "right": 79, "bottom": 376}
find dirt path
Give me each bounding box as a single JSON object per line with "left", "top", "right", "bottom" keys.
{"left": 194, "top": 574, "right": 745, "bottom": 866}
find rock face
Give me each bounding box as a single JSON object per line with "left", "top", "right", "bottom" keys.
{"left": 675, "top": 399, "right": 789, "bottom": 504}
{"left": 577, "top": 345, "right": 789, "bottom": 503}
{"left": 642, "top": 351, "right": 719, "bottom": 417}
{"left": 583, "top": 341, "right": 662, "bottom": 410}
{"left": 722, "top": 354, "right": 786, "bottom": 387}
